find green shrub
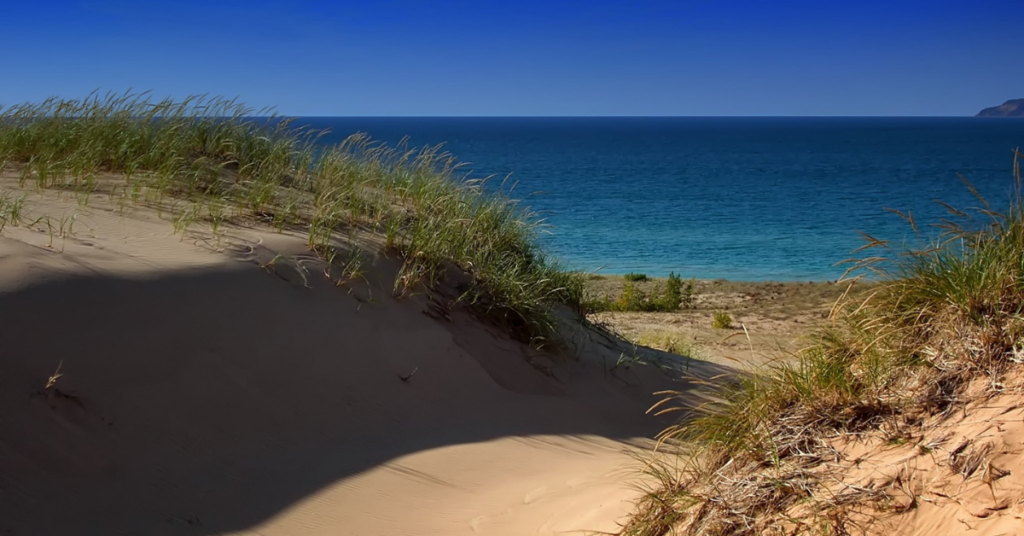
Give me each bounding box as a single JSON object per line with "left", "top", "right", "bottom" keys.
{"left": 711, "top": 311, "right": 732, "bottom": 329}
{"left": 661, "top": 273, "right": 681, "bottom": 310}
{"left": 624, "top": 272, "right": 648, "bottom": 282}
{"left": 681, "top": 276, "right": 696, "bottom": 309}
{"left": 660, "top": 271, "right": 695, "bottom": 311}
{"left": 616, "top": 282, "right": 652, "bottom": 311}
{"left": 583, "top": 272, "right": 695, "bottom": 313}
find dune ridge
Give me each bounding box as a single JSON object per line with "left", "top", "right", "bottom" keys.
{"left": 0, "top": 178, "right": 725, "bottom": 535}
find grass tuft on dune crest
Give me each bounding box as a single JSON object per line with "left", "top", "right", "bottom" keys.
{"left": 0, "top": 91, "right": 583, "bottom": 346}
{"left": 623, "top": 150, "right": 1024, "bottom": 535}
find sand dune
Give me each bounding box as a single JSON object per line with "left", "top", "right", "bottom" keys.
{"left": 0, "top": 187, "right": 728, "bottom": 535}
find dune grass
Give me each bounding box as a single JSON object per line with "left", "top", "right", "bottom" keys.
{"left": 0, "top": 191, "right": 27, "bottom": 232}
{"left": 623, "top": 150, "right": 1024, "bottom": 535}
{"left": 0, "top": 91, "right": 584, "bottom": 346}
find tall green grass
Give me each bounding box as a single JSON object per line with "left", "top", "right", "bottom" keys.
{"left": 0, "top": 91, "right": 583, "bottom": 345}
{"left": 623, "top": 150, "right": 1024, "bottom": 535}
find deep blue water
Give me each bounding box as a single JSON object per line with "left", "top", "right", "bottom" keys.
{"left": 297, "top": 117, "right": 1024, "bottom": 281}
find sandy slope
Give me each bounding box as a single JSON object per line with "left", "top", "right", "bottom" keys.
{"left": 842, "top": 386, "right": 1024, "bottom": 536}
{"left": 0, "top": 184, "right": 727, "bottom": 535}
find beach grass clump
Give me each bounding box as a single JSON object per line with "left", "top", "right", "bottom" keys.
{"left": 711, "top": 311, "right": 732, "bottom": 329}
{"left": 622, "top": 151, "right": 1024, "bottom": 535}
{"left": 0, "top": 91, "right": 584, "bottom": 346}
{"left": 0, "top": 191, "right": 27, "bottom": 232}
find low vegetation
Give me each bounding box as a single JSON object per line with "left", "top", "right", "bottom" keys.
{"left": 635, "top": 331, "right": 695, "bottom": 358}
{"left": 711, "top": 311, "right": 732, "bottom": 329}
{"left": 0, "top": 91, "right": 584, "bottom": 346}
{"left": 624, "top": 272, "right": 649, "bottom": 282}
{"left": 623, "top": 151, "right": 1024, "bottom": 535}
{"left": 0, "top": 191, "right": 27, "bottom": 232}
{"left": 586, "top": 272, "right": 694, "bottom": 313}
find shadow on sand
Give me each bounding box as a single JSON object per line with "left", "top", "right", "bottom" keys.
{"left": 0, "top": 263, "right": 734, "bottom": 535}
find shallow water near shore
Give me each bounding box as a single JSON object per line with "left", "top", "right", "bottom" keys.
{"left": 298, "top": 117, "right": 1024, "bottom": 281}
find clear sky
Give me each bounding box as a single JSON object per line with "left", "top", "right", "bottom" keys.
{"left": 2, "top": 0, "right": 1021, "bottom": 116}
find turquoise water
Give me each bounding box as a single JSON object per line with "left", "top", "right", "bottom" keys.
{"left": 298, "top": 118, "right": 1024, "bottom": 281}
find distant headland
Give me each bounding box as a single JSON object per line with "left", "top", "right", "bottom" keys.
{"left": 976, "top": 98, "right": 1024, "bottom": 117}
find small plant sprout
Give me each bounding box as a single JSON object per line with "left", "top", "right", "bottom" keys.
{"left": 74, "top": 173, "right": 98, "bottom": 207}
{"left": 0, "top": 191, "right": 28, "bottom": 232}
{"left": 613, "top": 344, "right": 645, "bottom": 372}
{"left": 129, "top": 180, "right": 144, "bottom": 204}
{"left": 337, "top": 246, "right": 368, "bottom": 286}
{"left": 44, "top": 213, "right": 78, "bottom": 251}
{"left": 207, "top": 200, "right": 226, "bottom": 235}
{"left": 44, "top": 361, "right": 64, "bottom": 390}
{"left": 260, "top": 253, "right": 288, "bottom": 271}
{"left": 173, "top": 202, "right": 202, "bottom": 238}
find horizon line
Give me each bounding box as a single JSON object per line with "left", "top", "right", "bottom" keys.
{"left": 272, "top": 114, "right": 1001, "bottom": 119}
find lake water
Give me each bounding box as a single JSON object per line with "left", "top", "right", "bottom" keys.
{"left": 297, "top": 117, "right": 1024, "bottom": 281}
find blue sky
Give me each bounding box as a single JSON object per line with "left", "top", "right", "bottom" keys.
{"left": 2, "top": 0, "right": 1021, "bottom": 116}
